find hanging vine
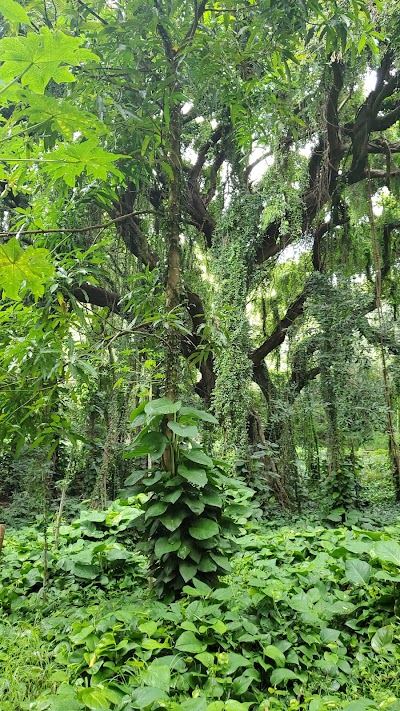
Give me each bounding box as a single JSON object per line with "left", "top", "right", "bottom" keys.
{"left": 212, "top": 191, "right": 263, "bottom": 455}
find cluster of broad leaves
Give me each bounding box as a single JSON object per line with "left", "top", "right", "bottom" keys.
{"left": 123, "top": 398, "right": 250, "bottom": 597}
{"left": 1, "top": 506, "right": 400, "bottom": 711}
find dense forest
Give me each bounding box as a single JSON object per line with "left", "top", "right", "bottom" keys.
{"left": 1, "top": 0, "right": 400, "bottom": 709}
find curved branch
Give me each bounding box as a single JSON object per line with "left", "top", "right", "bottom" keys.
{"left": 249, "top": 292, "right": 307, "bottom": 366}
{"left": 71, "top": 283, "right": 122, "bottom": 313}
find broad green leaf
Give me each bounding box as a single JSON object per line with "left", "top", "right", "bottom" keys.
{"left": 374, "top": 570, "right": 400, "bottom": 582}
{"left": 371, "top": 625, "right": 394, "bottom": 653}
{"left": 183, "top": 448, "right": 214, "bottom": 468}
{"left": 179, "top": 561, "right": 198, "bottom": 582}
{"left": 0, "top": 0, "right": 31, "bottom": 24}
{"left": 198, "top": 554, "right": 217, "bottom": 572}
{"left": 26, "top": 95, "right": 102, "bottom": 140}
{"left": 154, "top": 536, "right": 181, "bottom": 557}
{"left": 179, "top": 406, "right": 218, "bottom": 424}
{"left": 320, "top": 628, "right": 340, "bottom": 644}
{"left": 179, "top": 465, "right": 208, "bottom": 488}
{"left": 129, "top": 401, "right": 147, "bottom": 422}
{"left": 70, "top": 563, "right": 99, "bottom": 580}
{"left": 141, "top": 662, "right": 170, "bottom": 691}
{"left": 38, "top": 693, "right": 82, "bottom": 711}
{"left": 195, "top": 651, "right": 215, "bottom": 668}
{"left": 183, "top": 497, "right": 205, "bottom": 514}
{"left": 42, "top": 140, "right": 124, "bottom": 187}
{"left": 102, "top": 686, "right": 126, "bottom": 705}
{"left": 343, "top": 700, "right": 377, "bottom": 711}
{"left": 224, "top": 503, "right": 253, "bottom": 518}
{"left": 168, "top": 421, "right": 199, "bottom": 438}
{"left": 0, "top": 238, "right": 54, "bottom": 299}
{"left": 70, "top": 625, "right": 95, "bottom": 644}
{"left": 164, "top": 487, "right": 184, "bottom": 503}
{"left": 209, "top": 552, "right": 232, "bottom": 572}
{"left": 145, "top": 501, "right": 168, "bottom": 520}
{"left": 374, "top": 540, "right": 400, "bottom": 566}
{"left": 160, "top": 509, "right": 187, "bottom": 531}
{"left": 189, "top": 518, "right": 219, "bottom": 540}
{"left": 145, "top": 398, "right": 181, "bottom": 416}
{"left": 200, "top": 490, "right": 223, "bottom": 507}
{"left": 130, "top": 687, "right": 167, "bottom": 709}
{"left": 270, "top": 668, "right": 301, "bottom": 686}
{"left": 78, "top": 686, "right": 111, "bottom": 710}
{"left": 345, "top": 558, "right": 373, "bottom": 585}
{"left": 181, "top": 698, "right": 207, "bottom": 711}
{"left": 176, "top": 631, "right": 207, "bottom": 653}
{"left": 212, "top": 619, "right": 227, "bottom": 634}
{"left": 124, "top": 432, "right": 168, "bottom": 459}
{"left": 105, "top": 547, "right": 131, "bottom": 563}
{"left": 0, "top": 28, "right": 98, "bottom": 95}
{"left": 178, "top": 540, "right": 192, "bottom": 559}
{"left": 263, "top": 644, "right": 286, "bottom": 667}
{"left": 139, "top": 621, "right": 158, "bottom": 636}
{"left": 232, "top": 668, "right": 261, "bottom": 695}
{"left": 124, "top": 470, "right": 146, "bottom": 486}
{"left": 141, "top": 638, "right": 167, "bottom": 650}
{"left": 192, "top": 578, "right": 212, "bottom": 593}
{"left": 225, "top": 652, "right": 252, "bottom": 674}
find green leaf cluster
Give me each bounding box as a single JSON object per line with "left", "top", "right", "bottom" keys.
{"left": 124, "top": 398, "right": 242, "bottom": 597}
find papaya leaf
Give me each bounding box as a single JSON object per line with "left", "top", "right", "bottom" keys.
{"left": 0, "top": 238, "right": 54, "bottom": 299}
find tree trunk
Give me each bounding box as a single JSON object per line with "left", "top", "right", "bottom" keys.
{"left": 0, "top": 524, "right": 5, "bottom": 555}
{"left": 165, "top": 96, "right": 182, "bottom": 402}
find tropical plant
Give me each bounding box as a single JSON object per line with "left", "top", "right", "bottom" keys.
{"left": 123, "top": 398, "right": 251, "bottom": 597}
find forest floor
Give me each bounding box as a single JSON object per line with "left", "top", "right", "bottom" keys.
{"left": 1, "top": 491, "right": 400, "bottom": 711}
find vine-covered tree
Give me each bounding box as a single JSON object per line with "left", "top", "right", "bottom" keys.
{"left": 1, "top": 0, "right": 400, "bottom": 507}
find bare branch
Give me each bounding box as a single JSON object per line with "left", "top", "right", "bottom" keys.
{"left": 0, "top": 211, "right": 154, "bottom": 240}
{"left": 249, "top": 291, "right": 308, "bottom": 366}
{"left": 71, "top": 283, "right": 122, "bottom": 313}
{"left": 182, "top": 0, "right": 208, "bottom": 44}
{"left": 76, "top": 0, "right": 108, "bottom": 25}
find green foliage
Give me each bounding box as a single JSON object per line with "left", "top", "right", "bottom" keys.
{"left": 0, "top": 497, "right": 147, "bottom": 615}
{"left": 0, "top": 622, "right": 57, "bottom": 710}
{"left": 124, "top": 398, "right": 246, "bottom": 597}
{"left": 2, "top": 517, "right": 400, "bottom": 710}
{"left": 0, "top": 237, "right": 54, "bottom": 299}
{"left": 212, "top": 193, "right": 263, "bottom": 454}
{"left": 0, "top": 28, "right": 98, "bottom": 95}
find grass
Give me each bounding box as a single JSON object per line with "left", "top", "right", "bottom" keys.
{"left": 0, "top": 622, "right": 56, "bottom": 711}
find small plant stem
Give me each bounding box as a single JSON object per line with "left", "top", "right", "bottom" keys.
{"left": 41, "top": 461, "right": 49, "bottom": 604}
{"left": 0, "top": 523, "right": 5, "bottom": 555}
{"left": 54, "top": 477, "right": 70, "bottom": 549}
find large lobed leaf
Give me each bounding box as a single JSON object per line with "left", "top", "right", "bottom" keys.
{"left": 0, "top": 237, "right": 54, "bottom": 299}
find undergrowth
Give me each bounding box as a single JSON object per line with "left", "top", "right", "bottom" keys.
{"left": 1, "top": 497, "right": 400, "bottom": 711}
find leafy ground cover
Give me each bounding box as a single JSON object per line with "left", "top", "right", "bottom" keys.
{"left": 1, "top": 499, "right": 400, "bottom": 711}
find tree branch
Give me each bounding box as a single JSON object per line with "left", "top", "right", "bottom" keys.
{"left": 71, "top": 283, "right": 122, "bottom": 313}
{"left": 182, "top": 0, "right": 208, "bottom": 44}
{"left": 0, "top": 211, "right": 154, "bottom": 240}
{"left": 249, "top": 291, "right": 308, "bottom": 366}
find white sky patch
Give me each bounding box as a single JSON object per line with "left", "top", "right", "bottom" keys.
{"left": 277, "top": 241, "right": 310, "bottom": 264}
{"left": 372, "top": 186, "right": 389, "bottom": 216}
{"left": 248, "top": 145, "right": 274, "bottom": 183}
{"left": 182, "top": 146, "right": 198, "bottom": 163}
{"left": 364, "top": 70, "right": 377, "bottom": 94}
{"left": 299, "top": 142, "right": 313, "bottom": 159}
{"left": 221, "top": 160, "right": 233, "bottom": 208}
